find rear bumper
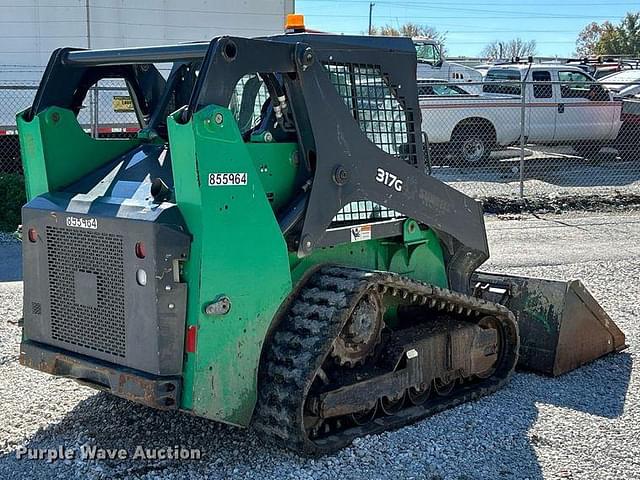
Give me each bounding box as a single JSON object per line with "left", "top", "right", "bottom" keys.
{"left": 20, "top": 340, "right": 181, "bottom": 410}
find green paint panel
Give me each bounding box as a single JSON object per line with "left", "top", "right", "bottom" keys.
{"left": 16, "top": 108, "right": 140, "bottom": 199}
{"left": 246, "top": 143, "right": 299, "bottom": 212}
{"left": 168, "top": 104, "right": 447, "bottom": 427}
{"left": 290, "top": 225, "right": 447, "bottom": 289}
{"left": 167, "top": 106, "right": 293, "bottom": 426}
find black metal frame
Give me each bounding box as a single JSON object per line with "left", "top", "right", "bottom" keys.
{"left": 29, "top": 48, "right": 167, "bottom": 125}
{"left": 20, "top": 340, "right": 181, "bottom": 409}
{"left": 28, "top": 33, "right": 489, "bottom": 292}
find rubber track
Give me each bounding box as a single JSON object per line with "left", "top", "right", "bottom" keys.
{"left": 253, "top": 266, "right": 519, "bottom": 455}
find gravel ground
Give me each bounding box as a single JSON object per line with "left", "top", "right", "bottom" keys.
{"left": 0, "top": 211, "right": 638, "bottom": 479}
{"left": 436, "top": 146, "right": 640, "bottom": 200}
{"left": 0, "top": 232, "right": 21, "bottom": 282}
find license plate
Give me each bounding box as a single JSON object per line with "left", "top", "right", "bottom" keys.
{"left": 66, "top": 216, "right": 98, "bottom": 230}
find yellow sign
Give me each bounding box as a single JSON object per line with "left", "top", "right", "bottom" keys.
{"left": 112, "top": 96, "right": 134, "bottom": 113}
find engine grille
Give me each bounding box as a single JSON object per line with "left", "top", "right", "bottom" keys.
{"left": 45, "top": 226, "right": 126, "bottom": 358}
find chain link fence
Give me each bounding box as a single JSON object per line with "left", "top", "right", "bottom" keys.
{"left": 420, "top": 77, "right": 640, "bottom": 200}
{"left": 0, "top": 83, "right": 38, "bottom": 174}
{"left": 0, "top": 80, "right": 135, "bottom": 174}
{"left": 2, "top": 74, "right": 640, "bottom": 202}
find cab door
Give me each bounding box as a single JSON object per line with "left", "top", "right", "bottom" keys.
{"left": 526, "top": 70, "right": 557, "bottom": 142}
{"left": 553, "top": 70, "right": 617, "bottom": 141}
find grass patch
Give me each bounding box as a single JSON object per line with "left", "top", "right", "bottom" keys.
{"left": 0, "top": 173, "right": 25, "bottom": 232}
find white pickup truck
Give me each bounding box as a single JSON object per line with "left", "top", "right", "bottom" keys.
{"left": 420, "top": 64, "right": 624, "bottom": 165}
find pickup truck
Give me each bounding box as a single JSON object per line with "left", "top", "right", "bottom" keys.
{"left": 420, "top": 64, "right": 626, "bottom": 165}
{"left": 618, "top": 98, "right": 640, "bottom": 160}
{"left": 599, "top": 69, "right": 640, "bottom": 98}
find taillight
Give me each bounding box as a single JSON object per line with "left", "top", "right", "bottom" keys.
{"left": 135, "top": 241, "right": 146, "bottom": 259}
{"left": 186, "top": 326, "right": 197, "bottom": 353}
{"left": 28, "top": 228, "right": 37, "bottom": 243}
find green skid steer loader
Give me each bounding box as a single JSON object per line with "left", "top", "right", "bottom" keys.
{"left": 17, "top": 30, "right": 626, "bottom": 455}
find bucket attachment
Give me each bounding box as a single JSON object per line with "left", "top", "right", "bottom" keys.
{"left": 471, "top": 272, "right": 627, "bottom": 376}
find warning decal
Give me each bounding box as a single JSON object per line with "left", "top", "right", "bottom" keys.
{"left": 350, "top": 224, "right": 372, "bottom": 242}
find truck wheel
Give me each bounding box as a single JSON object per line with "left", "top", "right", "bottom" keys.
{"left": 450, "top": 128, "right": 492, "bottom": 167}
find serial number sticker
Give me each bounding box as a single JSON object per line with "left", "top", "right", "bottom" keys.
{"left": 350, "top": 224, "right": 372, "bottom": 242}
{"left": 66, "top": 216, "right": 98, "bottom": 230}
{"left": 208, "top": 172, "right": 248, "bottom": 187}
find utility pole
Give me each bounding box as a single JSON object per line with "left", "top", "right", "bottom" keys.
{"left": 368, "top": 2, "right": 375, "bottom": 35}
{"left": 85, "top": 0, "right": 91, "bottom": 49}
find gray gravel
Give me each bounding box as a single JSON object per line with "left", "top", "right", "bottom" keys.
{"left": 436, "top": 146, "right": 640, "bottom": 200}
{"left": 0, "top": 232, "right": 21, "bottom": 282}
{"left": 1, "top": 211, "right": 639, "bottom": 479}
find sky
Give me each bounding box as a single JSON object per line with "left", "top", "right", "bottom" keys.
{"left": 295, "top": 0, "right": 638, "bottom": 58}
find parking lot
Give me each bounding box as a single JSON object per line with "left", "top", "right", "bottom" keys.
{"left": 1, "top": 210, "right": 638, "bottom": 480}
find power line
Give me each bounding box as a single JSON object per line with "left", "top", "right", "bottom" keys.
{"left": 299, "top": 0, "right": 637, "bottom": 19}
{"left": 303, "top": 12, "right": 627, "bottom": 19}
{"left": 302, "top": 0, "right": 638, "bottom": 5}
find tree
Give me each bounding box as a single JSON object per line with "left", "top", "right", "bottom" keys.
{"left": 597, "top": 12, "right": 640, "bottom": 56}
{"left": 575, "top": 22, "right": 609, "bottom": 56}
{"left": 370, "top": 23, "right": 447, "bottom": 52}
{"left": 575, "top": 12, "right": 640, "bottom": 56}
{"left": 481, "top": 39, "right": 537, "bottom": 59}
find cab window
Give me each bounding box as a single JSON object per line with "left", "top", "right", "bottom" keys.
{"left": 558, "top": 70, "right": 593, "bottom": 99}
{"left": 434, "top": 84, "right": 467, "bottom": 95}
{"left": 532, "top": 71, "right": 552, "bottom": 98}
{"left": 229, "top": 73, "right": 269, "bottom": 134}
{"left": 415, "top": 43, "right": 442, "bottom": 66}
{"left": 483, "top": 69, "right": 521, "bottom": 95}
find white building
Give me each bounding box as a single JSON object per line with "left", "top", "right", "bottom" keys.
{"left": 0, "top": 0, "right": 295, "bottom": 82}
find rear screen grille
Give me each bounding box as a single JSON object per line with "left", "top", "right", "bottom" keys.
{"left": 323, "top": 61, "right": 410, "bottom": 227}
{"left": 46, "top": 226, "right": 126, "bottom": 358}
{"left": 322, "top": 61, "right": 414, "bottom": 162}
